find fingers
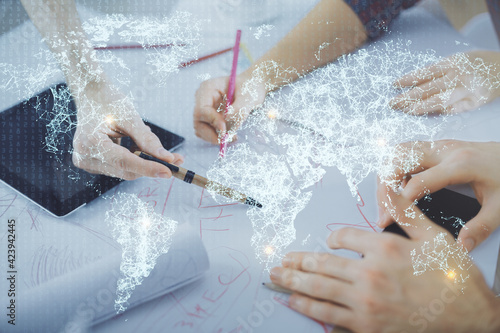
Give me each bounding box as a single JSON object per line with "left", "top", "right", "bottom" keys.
{"left": 457, "top": 196, "right": 500, "bottom": 251}
{"left": 172, "top": 153, "right": 184, "bottom": 165}
{"left": 124, "top": 119, "right": 177, "bottom": 163}
{"left": 378, "top": 140, "right": 461, "bottom": 227}
{"left": 327, "top": 227, "right": 381, "bottom": 255}
{"left": 446, "top": 98, "right": 477, "bottom": 114}
{"left": 288, "top": 294, "right": 354, "bottom": 328}
{"left": 194, "top": 106, "right": 226, "bottom": 135}
{"left": 73, "top": 133, "right": 173, "bottom": 179}
{"left": 391, "top": 76, "right": 448, "bottom": 110}
{"left": 193, "top": 74, "right": 265, "bottom": 143}
{"left": 282, "top": 252, "right": 357, "bottom": 282}
{"left": 399, "top": 87, "right": 470, "bottom": 115}
{"left": 385, "top": 189, "right": 452, "bottom": 241}
{"left": 103, "top": 139, "right": 174, "bottom": 178}
{"left": 194, "top": 77, "right": 229, "bottom": 144}
{"left": 270, "top": 267, "right": 355, "bottom": 307}
{"left": 395, "top": 60, "right": 448, "bottom": 88}
{"left": 194, "top": 120, "right": 220, "bottom": 145}
{"left": 400, "top": 163, "right": 472, "bottom": 203}
{"left": 77, "top": 163, "right": 140, "bottom": 180}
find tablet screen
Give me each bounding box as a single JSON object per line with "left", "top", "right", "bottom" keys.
{"left": 0, "top": 83, "right": 184, "bottom": 216}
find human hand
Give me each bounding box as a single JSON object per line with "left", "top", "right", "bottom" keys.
{"left": 270, "top": 191, "right": 500, "bottom": 333}
{"left": 377, "top": 140, "right": 500, "bottom": 252}
{"left": 193, "top": 71, "right": 267, "bottom": 145}
{"left": 71, "top": 79, "right": 183, "bottom": 180}
{"left": 390, "top": 51, "right": 500, "bottom": 115}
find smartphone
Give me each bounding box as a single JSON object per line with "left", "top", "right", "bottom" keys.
{"left": 383, "top": 188, "right": 481, "bottom": 239}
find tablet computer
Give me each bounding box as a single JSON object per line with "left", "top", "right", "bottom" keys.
{"left": 0, "top": 83, "right": 185, "bottom": 217}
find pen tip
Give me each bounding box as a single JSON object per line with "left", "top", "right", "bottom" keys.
{"left": 245, "top": 197, "right": 263, "bottom": 208}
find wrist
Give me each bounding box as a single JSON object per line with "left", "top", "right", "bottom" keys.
{"left": 51, "top": 32, "right": 104, "bottom": 94}
{"left": 241, "top": 60, "right": 298, "bottom": 94}
{"left": 64, "top": 55, "right": 105, "bottom": 94}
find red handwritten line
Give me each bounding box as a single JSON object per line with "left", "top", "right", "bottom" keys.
{"left": 356, "top": 190, "right": 377, "bottom": 232}
{"left": 198, "top": 188, "right": 206, "bottom": 208}
{"left": 200, "top": 215, "right": 232, "bottom": 220}
{"left": 199, "top": 219, "right": 230, "bottom": 238}
{"left": 170, "top": 294, "right": 194, "bottom": 316}
{"left": 218, "top": 253, "right": 251, "bottom": 286}
{"left": 200, "top": 208, "right": 233, "bottom": 220}
{"left": 211, "top": 247, "right": 253, "bottom": 329}
{"left": 138, "top": 186, "right": 159, "bottom": 198}
{"left": 161, "top": 178, "right": 176, "bottom": 216}
{"left": 170, "top": 294, "right": 216, "bottom": 320}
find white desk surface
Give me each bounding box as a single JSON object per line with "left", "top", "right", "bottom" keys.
{"left": 0, "top": 2, "right": 499, "bottom": 332}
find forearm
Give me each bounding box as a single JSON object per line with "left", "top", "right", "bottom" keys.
{"left": 242, "top": 0, "right": 367, "bottom": 91}
{"left": 20, "top": 0, "right": 103, "bottom": 92}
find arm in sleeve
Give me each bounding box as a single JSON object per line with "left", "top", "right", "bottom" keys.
{"left": 343, "top": 0, "right": 421, "bottom": 39}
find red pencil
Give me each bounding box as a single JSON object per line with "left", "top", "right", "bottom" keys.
{"left": 219, "top": 30, "right": 242, "bottom": 158}
{"left": 94, "top": 43, "right": 234, "bottom": 69}
{"left": 179, "top": 46, "right": 233, "bottom": 68}
{"left": 94, "top": 43, "right": 182, "bottom": 50}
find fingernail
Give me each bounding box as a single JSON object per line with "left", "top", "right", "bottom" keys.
{"left": 158, "top": 148, "right": 173, "bottom": 160}
{"left": 463, "top": 238, "right": 475, "bottom": 252}
{"left": 157, "top": 172, "right": 171, "bottom": 179}
{"left": 289, "top": 295, "right": 302, "bottom": 309}
{"left": 270, "top": 267, "right": 282, "bottom": 281}
{"left": 282, "top": 256, "right": 292, "bottom": 267}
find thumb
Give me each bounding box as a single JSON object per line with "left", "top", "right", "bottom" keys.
{"left": 457, "top": 199, "right": 500, "bottom": 252}
{"left": 126, "top": 120, "right": 176, "bottom": 163}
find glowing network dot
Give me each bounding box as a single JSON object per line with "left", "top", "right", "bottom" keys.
{"left": 264, "top": 245, "right": 275, "bottom": 256}
{"left": 447, "top": 270, "right": 456, "bottom": 280}
{"left": 105, "top": 114, "right": 115, "bottom": 125}
{"left": 376, "top": 137, "right": 387, "bottom": 147}
{"left": 140, "top": 217, "right": 152, "bottom": 229}
{"left": 267, "top": 109, "right": 278, "bottom": 120}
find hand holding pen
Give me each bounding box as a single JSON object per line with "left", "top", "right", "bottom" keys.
{"left": 193, "top": 31, "right": 267, "bottom": 148}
